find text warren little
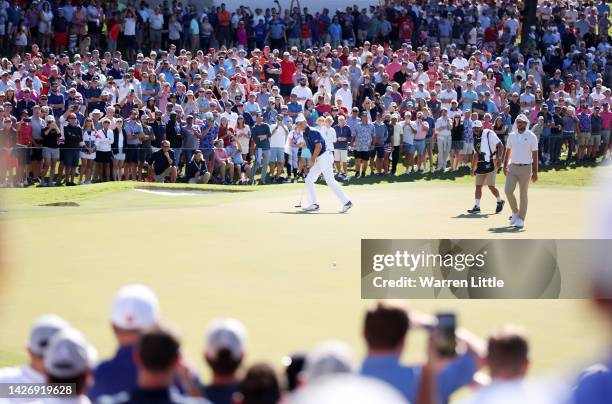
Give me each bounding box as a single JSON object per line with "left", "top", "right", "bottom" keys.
{"left": 373, "top": 276, "right": 505, "bottom": 288}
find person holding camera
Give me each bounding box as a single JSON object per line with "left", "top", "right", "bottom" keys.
{"left": 360, "top": 302, "right": 485, "bottom": 404}
{"left": 186, "top": 150, "right": 211, "bottom": 184}
{"left": 62, "top": 112, "right": 83, "bottom": 186}
{"left": 270, "top": 114, "right": 289, "bottom": 183}
{"left": 41, "top": 115, "right": 61, "bottom": 187}
{"left": 467, "top": 120, "right": 505, "bottom": 214}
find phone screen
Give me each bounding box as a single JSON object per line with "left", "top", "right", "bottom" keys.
{"left": 435, "top": 313, "right": 456, "bottom": 357}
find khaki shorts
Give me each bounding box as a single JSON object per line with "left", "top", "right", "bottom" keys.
{"left": 578, "top": 132, "right": 591, "bottom": 146}
{"left": 475, "top": 171, "right": 496, "bottom": 187}
{"left": 590, "top": 134, "right": 601, "bottom": 147}
{"left": 153, "top": 166, "right": 174, "bottom": 182}
{"left": 334, "top": 149, "right": 348, "bottom": 163}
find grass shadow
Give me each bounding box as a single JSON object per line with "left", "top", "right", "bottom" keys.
{"left": 488, "top": 226, "right": 525, "bottom": 234}
{"left": 342, "top": 167, "right": 472, "bottom": 186}
{"left": 453, "top": 213, "right": 491, "bottom": 219}
{"left": 269, "top": 211, "right": 345, "bottom": 215}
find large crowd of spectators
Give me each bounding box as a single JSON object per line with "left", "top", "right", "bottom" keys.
{"left": 0, "top": 283, "right": 610, "bottom": 404}
{"left": 0, "top": 0, "right": 611, "bottom": 188}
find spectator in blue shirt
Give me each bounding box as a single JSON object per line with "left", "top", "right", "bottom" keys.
{"left": 47, "top": 83, "right": 65, "bottom": 118}
{"left": 198, "top": 115, "right": 219, "bottom": 175}
{"left": 360, "top": 301, "right": 483, "bottom": 404}
{"left": 88, "top": 285, "right": 160, "bottom": 402}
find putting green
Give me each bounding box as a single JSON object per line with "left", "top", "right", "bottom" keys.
{"left": 0, "top": 179, "right": 608, "bottom": 385}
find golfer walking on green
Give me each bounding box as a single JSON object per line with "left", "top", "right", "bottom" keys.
{"left": 503, "top": 114, "right": 539, "bottom": 229}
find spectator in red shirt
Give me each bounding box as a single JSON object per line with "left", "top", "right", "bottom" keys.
{"left": 279, "top": 52, "right": 296, "bottom": 100}
{"left": 315, "top": 95, "right": 332, "bottom": 115}
{"left": 15, "top": 111, "right": 32, "bottom": 186}
{"left": 217, "top": 4, "right": 232, "bottom": 48}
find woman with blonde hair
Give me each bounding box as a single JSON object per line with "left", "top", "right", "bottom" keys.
{"left": 112, "top": 118, "right": 127, "bottom": 181}
{"left": 80, "top": 117, "right": 97, "bottom": 184}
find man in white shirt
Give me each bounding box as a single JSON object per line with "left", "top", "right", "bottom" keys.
{"left": 435, "top": 108, "right": 453, "bottom": 171}
{"left": 468, "top": 121, "right": 505, "bottom": 214}
{"left": 291, "top": 77, "right": 313, "bottom": 106}
{"left": 321, "top": 116, "right": 337, "bottom": 154}
{"left": 0, "top": 315, "right": 70, "bottom": 399}
{"left": 335, "top": 81, "right": 353, "bottom": 110}
{"left": 503, "top": 114, "right": 539, "bottom": 229}
{"left": 438, "top": 81, "right": 457, "bottom": 111}
{"left": 220, "top": 104, "right": 238, "bottom": 129}
{"left": 413, "top": 82, "right": 430, "bottom": 102}
{"left": 452, "top": 52, "right": 469, "bottom": 71}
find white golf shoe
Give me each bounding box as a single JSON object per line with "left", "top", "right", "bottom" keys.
{"left": 303, "top": 204, "right": 320, "bottom": 212}
{"left": 340, "top": 201, "right": 353, "bottom": 213}
{"left": 509, "top": 213, "right": 518, "bottom": 226}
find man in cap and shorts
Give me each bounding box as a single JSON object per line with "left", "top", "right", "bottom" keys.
{"left": 503, "top": 114, "right": 539, "bottom": 229}
{"left": 88, "top": 284, "right": 160, "bottom": 401}
{"left": 202, "top": 318, "right": 247, "bottom": 404}
{"left": 0, "top": 315, "right": 69, "bottom": 389}
{"left": 468, "top": 120, "right": 505, "bottom": 214}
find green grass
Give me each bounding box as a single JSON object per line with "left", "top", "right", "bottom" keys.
{"left": 0, "top": 165, "right": 608, "bottom": 395}
{"left": 2, "top": 160, "right": 605, "bottom": 208}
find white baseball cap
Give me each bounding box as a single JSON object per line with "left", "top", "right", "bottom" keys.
{"left": 295, "top": 114, "right": 307, "bottom": 124}
{"left": 44, "top": 328, "right": 97, "bottom": 378}
{"left": 302, "top": 341, "right": 354, "bottom": 382}
{"left": 28, "top": 315, "right": 70, "bottom": 356}
{"left": 110, "top": 284, "right": 159, "bottom": 330}
{"left": 289, "top": 374, "right": 408, "bottom": 404}
{"left": 205, "top": 318, "right": 246, "bottom": 360}
{"left": 515, "top": 114, "right": 530, "bottom": 123}
{"left": 472, "top": 120, "right": 483, "bottom": 128}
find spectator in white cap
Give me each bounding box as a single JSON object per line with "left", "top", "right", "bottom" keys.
{"left": 88, "top": 284, "right": 159, "bottom": 401}
{"left": 503, "top": 114, "right": 539, "bottom": 229}
{"left": 0, "top": 315, "right": 69, "bottom": 390}
{"left": 301, "top": 341, "right": 355, "bottom": 383}
{"left": 202, "top": 318, "right": 247, "bottom": 404}
{"left": 40, "top": 327, "right": 97, "bottom": 404}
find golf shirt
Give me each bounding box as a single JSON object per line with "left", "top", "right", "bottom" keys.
{"left": 303, "top": 127, "right": 326, "bottom": 155}
{"left": 354, "top": 122, "right": 374, "bottom": 152}
{"left": 252, "top": 123, "right": 271, "bottom": 150}
{"left": 89, "top": 345, "right": 138, "bottom": 401}
{"left": 198, "top": 123, "right": 217, "bottom": 150}
{"left": 124, "top": 120, "right": 143, "bottom": 145}
{"left": 572, "top": 359, "right": 612, "bottom": 404}
{"left": 373, "top": 121, "right": 388, "bottom": 146}
{"left": 506, "top": 129, "right": 538, "bottom": 164}
{"left": 360, "top": 353, "right": 477, "bottom": 404}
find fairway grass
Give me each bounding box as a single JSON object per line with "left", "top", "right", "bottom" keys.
{"left": 0, "top": 165, "right": 610, "bottom": 391}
